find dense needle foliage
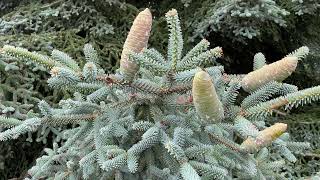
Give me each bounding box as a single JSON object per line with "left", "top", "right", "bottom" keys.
{"left": 0, "top": 8, "right": 319, "bottom": 179}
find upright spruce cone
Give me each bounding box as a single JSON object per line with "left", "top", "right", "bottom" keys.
{"left": 192, "top": 69, "right": 224, "bottom": 123}
{"left": 241, "top": 123, "right": 287, "bottom": 152}
{"left": 120, "top": 8, "right": 152, "bottom": 81}
{"left": 241, "top": 56, "right": 298, "bottom": 92}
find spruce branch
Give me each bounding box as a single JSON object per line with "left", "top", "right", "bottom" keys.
{"left": 245, "top": 85, "right": 320, "bottom": 118}
{"left": 177, "top": 47, "right": 223, "bottom": 71}
{"left": 130, "top": 51, "right": 168, "bottom": 75}
{"left": 234, "top": 116, "right": 259, "bottom": 138}
{"left": 286, "top": 46, "right": 309, "bottom": 60}
{"left": 41, "top": 113, "right": 98, "bottom": 125}
{"left": 83, "top": 62, "right": 98, "bottom": 82}
{"left": 181, "top": 39, "right": 210, "bottom": 65}
{"left": 0, "top": 118, "right": 41, "bottom": 141}
{"left": 174, "top": 66, "right": 223, "bottom": 84}
{"left": 58, "top": 122, "right": 92, "bottom": 153}
{"left": 189, "top": 161, "right": 228, "bottom": 179}
{"left": 253, "top": 52, "right": 266, "bottom": 70}
{"left": 51, "top": 49, "right": 80, "bottom": 71}
{"left": 0, "top": 116, "right": 23, "bottom": 128}
{"left": 166, "top": 9, "right": 183, "bottom": 72}
{"left": 223, "top": 80, "right": 241, "bottom": 108}
{"left": 180, "top": 162, "right": 201, "bottom": 180}
{"left": 83, "top": 44, "right": 100, "bottom": 65}
{"left": 50, "top": 66, "right": 82, "bottom": 86}
{"left": 206, "top": 129, "right": 247, "bottom": 154}
{"left": 241, "top": 81, "right": 283, "bottom": 109}
{"left": 164, "top": 140, "right": 188, "bottom": 164}
{"left": 97, "top": 74, "right": 192, "bottom": 95}
{"left": 142, "top": 48, "right": 166, "bottom": 64}
{"left": 101, "top": 153, "right": 127, "bottom": 172}
{"left": 2, "top": 45, "right": 60, "bottom": 69}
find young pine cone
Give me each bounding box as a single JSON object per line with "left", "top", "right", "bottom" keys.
{"left": 192, "top": 69, "right": 224, "bottom": 123}
{"left": 241, "top": 56, "right": 298, "bottom": 92}
{"left": 241, "top": 123, "right": 287, "bottom": 152}
{"left": 120, "top": 8, "right": 152, "bottom": 81}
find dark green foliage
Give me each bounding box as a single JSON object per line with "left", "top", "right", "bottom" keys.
{"left": 0, "top": 135, "right": 50, "bottom": 179}
{"left": 187, "top": 0, "right": 319, "bottom": 42}
{"left": 191, "top": 0, "right": 289, "bottom": 41}
{"left": 277, "top": 105, "right": 320, "bottom": 178}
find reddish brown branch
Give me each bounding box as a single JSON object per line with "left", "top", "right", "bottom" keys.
{"left": 96, "top": 74, "right": 191, "bottom": 96}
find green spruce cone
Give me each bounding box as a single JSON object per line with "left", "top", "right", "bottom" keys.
{"left": 192, "top": 69, "right": 224, "bottom": 123}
